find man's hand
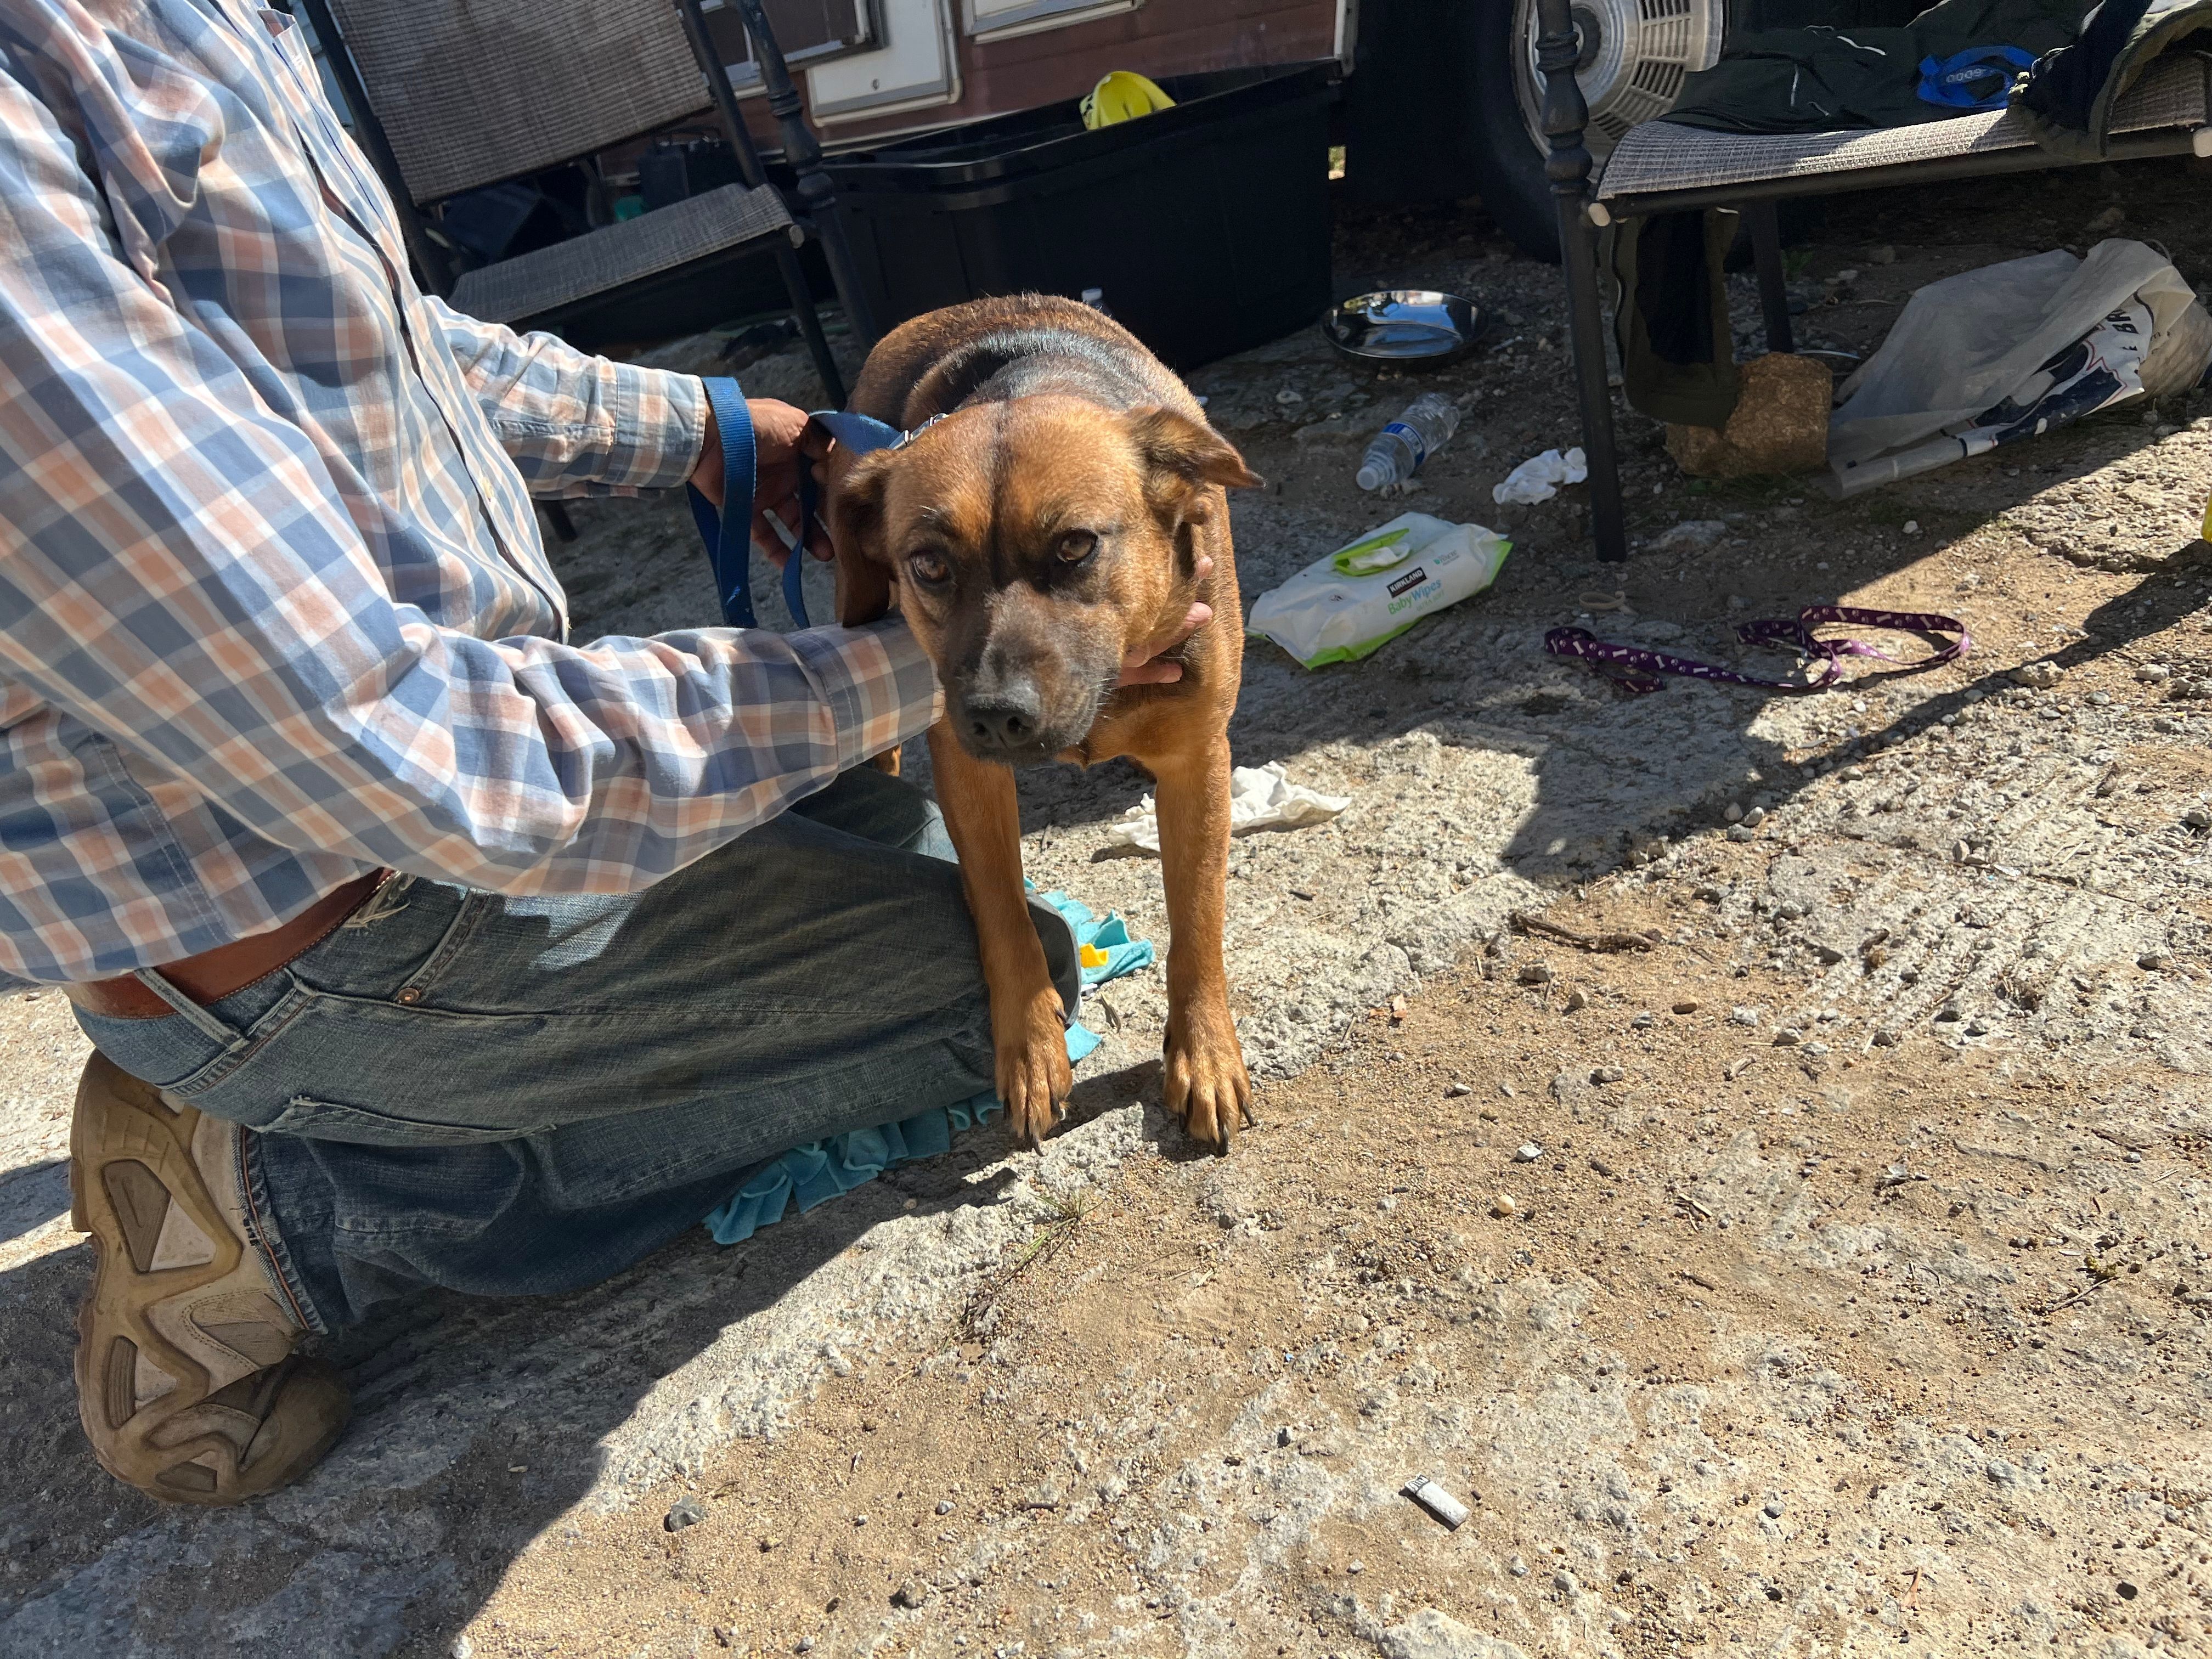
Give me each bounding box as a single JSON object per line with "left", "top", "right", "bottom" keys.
{"left": 1115, "top": 555, "right": 1216, "bottom": 687}
{"left": 690, "top": 397, "right": 832, "bottom": 567}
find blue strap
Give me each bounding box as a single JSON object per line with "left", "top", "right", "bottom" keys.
{"left": 685, "top": 377, "right": 759, "bottom": 628}
{"left": 1916, "top": 46, "right": 2034, "bottom": 110}
{"left": 787, "top": 411, "right": 907, "bottom": 631}
{"left": 689, "top": 398, "right": 931, "bottom": 632}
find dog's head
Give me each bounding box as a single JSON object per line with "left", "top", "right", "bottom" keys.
{"left": 828, "top": 396, "right": 1261, "bottom": 764}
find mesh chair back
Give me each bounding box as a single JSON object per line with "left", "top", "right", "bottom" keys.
{"left": 324, "top": 0, "right": 715, "bottom": 205}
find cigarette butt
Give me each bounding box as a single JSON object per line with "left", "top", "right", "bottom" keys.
{"left": 1402, "top": 1475, "right": 1470, "bottom": 1530}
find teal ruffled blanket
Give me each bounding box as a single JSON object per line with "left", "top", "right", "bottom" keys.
{"left": 702, "top": 889, "right": 1153, "bottom": 1245}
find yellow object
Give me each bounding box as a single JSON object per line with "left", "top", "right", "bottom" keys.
{"left": 1080, "top": 70, "right": 1176, "bottom": 130}
{"left": 2203, "top": 490, "right": 2211, "bottom": 541}
{"left": 1080, "top": 942, "right": 1111, "bottom": 969}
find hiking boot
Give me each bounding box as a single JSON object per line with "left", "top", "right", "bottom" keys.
{"left": 70, "top": 1052, "right": 350, "bottom": 1504}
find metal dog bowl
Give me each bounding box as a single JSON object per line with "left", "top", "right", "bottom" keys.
{"left": 1322, "top": 290, "right": 1482, "bottom": 368}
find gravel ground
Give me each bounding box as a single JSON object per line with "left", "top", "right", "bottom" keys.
{"left": 2, "top": 157, "right": 2210, "bottom": 1654}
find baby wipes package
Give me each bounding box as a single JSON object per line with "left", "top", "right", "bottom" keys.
{"left": 1246, "top": 513, "right": 1510, "bottom": 669}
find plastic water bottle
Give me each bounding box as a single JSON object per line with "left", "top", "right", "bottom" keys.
{"left": 1080, "top": 286, "right": 1113, "bottom": 317}
{"left": 1356, "top": 391, "right": 1461, "bottom": 491}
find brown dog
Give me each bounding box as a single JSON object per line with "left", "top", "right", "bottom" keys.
{"left": 823, "top": 295, "right": 1262, "bottom": 1149}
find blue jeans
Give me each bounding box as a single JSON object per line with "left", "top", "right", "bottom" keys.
{"left": 76, "top": 769, "right": 1001, "bottom": 1334}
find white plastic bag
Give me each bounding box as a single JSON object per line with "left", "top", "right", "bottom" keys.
{"left": 1102, "top": 762, "right": 1350, "bottom": 856}
{"left": 1829, "top": 239, "right": 2211, "bottom": 495}
{"left": 1245, "top": 512, "right": 1510, "bottom": 669}
{"left": 1492, "top": 446, "right": 1589, "bottom": 505}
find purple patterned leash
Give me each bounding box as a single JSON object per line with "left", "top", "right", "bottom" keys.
{"left": 1545, "top": 606, "right": 1972, "bottom": 696}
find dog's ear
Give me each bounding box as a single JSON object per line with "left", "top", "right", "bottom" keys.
{"left": 826, "top": 449, "right": 898, "bottom": 627}
{"left": 1127, "top": 407, "right": 1265, "bottom": 515}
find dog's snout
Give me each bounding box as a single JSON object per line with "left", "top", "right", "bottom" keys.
{"left": 962, "top": 687, "right": 1045, "bottom": 754}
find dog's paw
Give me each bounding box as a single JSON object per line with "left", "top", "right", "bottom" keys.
{"left": 996, "top": 989, "right": 1073, "bottom": 1149}
{"left": 1163, "top": 1003, "right": 1251, "bottom": 1150}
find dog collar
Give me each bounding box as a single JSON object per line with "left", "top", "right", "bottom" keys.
{"left": 808, "top": 409, "right": 951, "bottom": 456}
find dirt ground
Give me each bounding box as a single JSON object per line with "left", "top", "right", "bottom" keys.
{"left": 2, "top": 154, "right": 2211, "bottom": 1656}
{"left": 476, "top": 911, "right": 2212, "bottom": 1659}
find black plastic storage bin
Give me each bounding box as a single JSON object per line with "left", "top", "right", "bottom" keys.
{"left": 823, "top": 64, "right": 1333, "bottom": 371}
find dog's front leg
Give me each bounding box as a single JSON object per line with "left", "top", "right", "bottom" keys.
{"left": 1148, "top": 732, "right": 1250, "bottom": 1147}
{"left": 927, "top": 720, "right": 1071, "bottom": 1147}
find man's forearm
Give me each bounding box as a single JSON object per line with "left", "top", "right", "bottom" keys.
{"left": 427, "top": 293, "right": 709, "bottom": 498}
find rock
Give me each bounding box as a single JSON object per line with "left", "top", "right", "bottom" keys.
{"left": 1724, "top": 803, "right": 1745, "bottom": 823}
{"left": 1903, "top": 519, "right": 1920, "bottom": 534}
{"left": 1814, "top": 945, "right": 1846, "bottom": 965}
{"left": 1762, "top": 1501, "right": 1784, "bottom": 1520}
{"left": 1563, "top": 986, "right": 1589, "bottom": 1013}
{"left": 1513, "top": 1141, "right": 1544, "bottom": 1163}
{"left": 1867, "top": 244, "right": 1897, "bottom": 264}
{"left": 1632, "top": 1012, "right": 1655, "bottom": 1029}
{"left": 1491, "top": 1193, "right": 1518, "bottom": 1218}
{"left": 1666, "top": 354, "right": 1831, "bottom": 478}
{"left": 1517, "top": 962, "right": 1554, "bottom": 985}
{"left": 1378, "top": 1609, "right": 1513, "bottom": 1659}
{"left": 935, "top": 1499, "right": 955, "bottom": 1515}
{"left": 1727, "top": 825, "right": 1755, "bottom": 842}
{"left": 2139, "top": 952, "right": 2170, "bottom": 970}
{"left": 1673, "top": 1000, "right": 1700, "bottom": 1014}
{"left": 893, "top": 1582, "right": 932, "bottom": 1609}
{"left": 2086, "top": 204, "right": 2125, "bottom": 235}
{"left": 1592, "top": 1066, "right": 1625, "bottom": 1085}
{"left": 1731, "top": 1007, "right": 1760, "bottom": 1027}
{"left": 1773, "top": 1028, "right": 1803, "bottom": 1046}
{"left": 2137, "top": 663, "right": 2171, "bottom": 684}
{"left": 1654, "top": 518, "right": 1729, "bottom": 554}
{"left": 2015, "top": 661, "right": 2066, "bottom": 689}
{"left": 1743, "top": 806, "right": 1767, "bottom": 827}
{"left": 451, "top": 1639, "right": 474, "bottom": 1659}
{"left": 665, "top": 1497, "right": 708, "bottom": 1532}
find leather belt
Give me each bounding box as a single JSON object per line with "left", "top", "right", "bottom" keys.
{"left": 63, "top": 870, "right": 391, "bottom": 1021}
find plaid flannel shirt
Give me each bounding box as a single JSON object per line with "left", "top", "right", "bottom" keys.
{"left": 0, "top": 0, "right": 939, "bottom": 985}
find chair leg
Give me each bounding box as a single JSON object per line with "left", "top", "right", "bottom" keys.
{"left": 542, "top": 501, "right": 578, "bottom": 544}
{"left": 774, "top": 242, "right": 848, "bottom": 408}
{"left": 733, "top": 0, "right": 883, "bottom": 352}
{"left": 1536, "top": 0, "right": 1627, "bottom": 564}
{"left": 1749, "top": 200, "right": 1796, "bottom": 356}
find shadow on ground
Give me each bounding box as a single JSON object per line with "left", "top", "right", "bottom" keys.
{"left": 0, "top": 1060, "right": 1159, "bottom": 1652}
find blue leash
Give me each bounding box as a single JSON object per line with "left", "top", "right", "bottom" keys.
{"left": 684, "top": 379, "right": 932, "bottom": 631}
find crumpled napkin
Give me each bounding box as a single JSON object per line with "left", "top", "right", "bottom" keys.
{"left": 1492, "top": 445, "right": 1588, "bottom": 505}
{"left": 1102, "top": 761, "right": 1350, "bottom": 856}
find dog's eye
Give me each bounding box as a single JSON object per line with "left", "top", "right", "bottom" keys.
{"left": 1058, "top": 529, "right": 1099, "bottom": 565}
{"left": 905, "top": 549, "right": 951, "bottom": 587}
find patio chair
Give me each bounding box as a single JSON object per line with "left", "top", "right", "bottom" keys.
{"left": 296, "top": 0, "right": 859, "bottom": 410}
{"left": 1530, "top": 0, "right": 2212, "bottom": 563}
